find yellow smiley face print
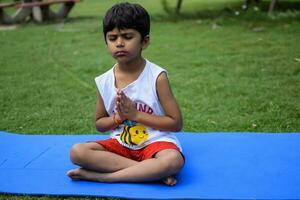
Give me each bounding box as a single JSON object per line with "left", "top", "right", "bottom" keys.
{"left": 120, "top": 124, "right": 149, "bottom": 145}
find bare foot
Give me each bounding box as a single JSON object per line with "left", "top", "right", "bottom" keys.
{"left": 67, "top": 168, "right": 111, "bottom": 182}
{"left": 67, "top": 168, "right": 83, "bottom": 180}
{"left": 162, "top": 176, "right": 177, "bottom": 186}
{"left": 68, "top": 169, "right": 178, "bottom": 185}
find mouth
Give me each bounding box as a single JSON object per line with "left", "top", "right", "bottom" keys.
{"left": 115, "top": 51, "right": 127, "bottom": 57}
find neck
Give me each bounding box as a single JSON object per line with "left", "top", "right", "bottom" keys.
{"left": 117, "top": 57, "right": 145, "bottom": 73}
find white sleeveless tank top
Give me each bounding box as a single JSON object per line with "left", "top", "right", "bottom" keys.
{"left": 95, "top": 60, "right": 182, "bottom": 151}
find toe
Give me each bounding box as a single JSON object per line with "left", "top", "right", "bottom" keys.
{"left": 163, "top": 176, "right": 177, "bottom": 186}
{"left": 67, "top": 169, "right": 81, "bottom": 179}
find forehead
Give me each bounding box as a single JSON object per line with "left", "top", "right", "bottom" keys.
{"left": 106, "top": 28, "right": 139, "bottom": 35}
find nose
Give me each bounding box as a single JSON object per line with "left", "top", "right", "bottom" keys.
{"left": 116, "top": 37, "right": 124, "bottom": 47}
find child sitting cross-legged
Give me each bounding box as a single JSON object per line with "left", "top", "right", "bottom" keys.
{"left": 67, "top": 2, "right": 184, "bottom": 186}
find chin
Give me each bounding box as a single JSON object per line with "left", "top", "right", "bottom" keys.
{"left": 116, "top": 57, "right": 133, "bottom": 64}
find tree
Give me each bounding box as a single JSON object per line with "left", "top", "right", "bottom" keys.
{"left": 161, "top": 0, "right": 183, "bottom": 15}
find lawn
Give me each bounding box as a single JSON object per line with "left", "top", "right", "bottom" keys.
{"left": 0, "top": 0, "right": 300, "bottom": 199}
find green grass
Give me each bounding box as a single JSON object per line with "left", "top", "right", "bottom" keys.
{"left": 1, "top": 0, "right": 300, "bottom": 199}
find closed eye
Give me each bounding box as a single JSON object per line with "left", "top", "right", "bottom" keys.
{"left": 107, "top": 36, "right": 117, "bottom": 41}
{"left": 119, "top": 32, "right": 134, "bottom": 40}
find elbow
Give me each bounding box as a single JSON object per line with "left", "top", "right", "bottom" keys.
{"left": 95, "top": 123, "right": 108, "bottom": 133}
{"left": 96, "top": 126, "right": 105, "bottom": 132}
{"left": 171, "top": 118, "right": 182, "bottom": 132}
{"left": 95, "top": 120, "right": 106, "bottom": 132}
{"left": 95, "top": 124, "right": 102, "bottom": 132}
{"left": 174, "top": 124, "right": 182, "bottom": 132}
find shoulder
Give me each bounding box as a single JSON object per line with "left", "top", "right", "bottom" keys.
{"left": 157, "top": 70, "right": 168, "bottom": 83}
{"left": 145, "top": 59, "right": 168, "bottom": 80}
{"left": 95, "top": 67, "right": 114, "bottom": 84}
{"left": 146, "top": 59, "right": 167, "bottom": 73}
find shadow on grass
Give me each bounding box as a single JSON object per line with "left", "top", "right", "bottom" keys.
{"left": 5, "top": 1, "right": 300, "bottom": 27}
{"left": 8, "top": 15, "right": 99, "bottom": 28}
{"left": 262, "top": 0, "right": 300, "bottom": 11}
{"left": 39, "top": 15, "right": 100, "bottom": 25}
{"left": 152, "top": 0, "right": 300, "bottom": 22}
{"left": 16, "top": 15, "right": 101, "bottom": 33}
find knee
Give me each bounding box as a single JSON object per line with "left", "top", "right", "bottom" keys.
{"left": 70, "top": 143, "right": 85, "bottom": 165}
{"left": 162, "top": 151, "right": 184, "bottom": 174}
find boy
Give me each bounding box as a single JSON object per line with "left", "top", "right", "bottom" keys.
{"left": 67, "top": 2, "right": 184, "bottom": 186}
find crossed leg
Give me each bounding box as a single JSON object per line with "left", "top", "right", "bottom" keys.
{"left": 67, "top": 142, "right": 184, "bottom": 185}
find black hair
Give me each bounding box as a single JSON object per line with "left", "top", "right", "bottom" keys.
{"left": 103, "top": 2, "right": 150, "bottom": 42}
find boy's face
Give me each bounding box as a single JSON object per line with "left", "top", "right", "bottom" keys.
{"left": 106, "top": 28, "right": 149, "bottom": 64}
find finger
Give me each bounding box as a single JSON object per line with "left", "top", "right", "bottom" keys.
{"left": 117, "top": 102, "right": 122, "bottom": 112}
{"left": 118, "top": 99, "right": 126, "bottom": 112}
{"left": 116, "top": 95, "right": 121, "bottom": 105}
{"left": 119, "top": 93, "right": 128, "bottom": 107}
{"left": 117, "top": 88, "right": 123, "bottom": 96}
{"left": 116, "top": 90, "right": 122, "bottom": 104}
{"left": 122, "top": 92, "right": 132, "bottom": 104}
{"left": 116, "top": 104, "right": 123, "bottom": 116}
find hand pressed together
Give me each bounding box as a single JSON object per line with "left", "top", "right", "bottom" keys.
{"left": 116, "top": 89, "right": 137, "bottom": 122}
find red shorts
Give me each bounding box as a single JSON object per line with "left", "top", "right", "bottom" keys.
{"left": 95, "top": 138, "right": 181, "bottom": 161}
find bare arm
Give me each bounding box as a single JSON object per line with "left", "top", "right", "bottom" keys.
{"left": 94, "top": 92, "right": 119, "bottom": 132}
{"left": 117, "top": 72, "right": 182, "bottom": 132}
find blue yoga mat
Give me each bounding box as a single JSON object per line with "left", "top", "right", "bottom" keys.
{"left": 0, "top": 131, "right": 300, "bottom": 199}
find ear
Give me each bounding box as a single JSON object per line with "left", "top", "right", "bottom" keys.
{"left": 142, "top": 35, "right": 150, "bottom": 50}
